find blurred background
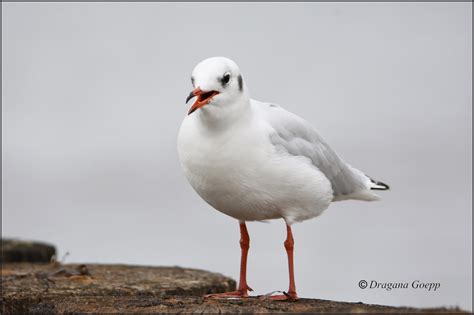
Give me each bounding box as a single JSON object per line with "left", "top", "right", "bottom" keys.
{"left": 2, "top": 2, "right": 471, "bottom": 310}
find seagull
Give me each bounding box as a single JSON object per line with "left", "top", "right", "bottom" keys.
{"left": 177, "top": 57, "right": 389, "bottom": 301}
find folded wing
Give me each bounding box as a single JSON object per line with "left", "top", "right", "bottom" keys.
{"left": 256, "top": 101, "right": 387, "bottom": 201}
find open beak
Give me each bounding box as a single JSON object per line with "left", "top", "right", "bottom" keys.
{"left": 186, "top": 87, "right": 220, "bottom": 115}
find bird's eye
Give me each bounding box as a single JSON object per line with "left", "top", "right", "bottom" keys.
{"left": 191, "top": 76, "right": 195, "bottom": 87}
{"left": 221, "top": 73, "right": 231, "bottom": 86}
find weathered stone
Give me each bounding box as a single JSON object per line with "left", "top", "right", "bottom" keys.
{"left": 0, "top": 263, "right": 467, "bottom": 314}
{"left": 1, "top": 263, "right": 236, "bottom": 314}
{"left": 1, "top": 239, "right": 56, "bottom": 263}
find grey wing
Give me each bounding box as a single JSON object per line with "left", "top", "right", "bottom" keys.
{"left": 257, "top": 101, "right": 376, "bottom": 201}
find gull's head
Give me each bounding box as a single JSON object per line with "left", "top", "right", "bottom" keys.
{"left": 185, "top": 57, "right": 248, "bottom": 116}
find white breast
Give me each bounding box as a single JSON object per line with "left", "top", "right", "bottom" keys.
{"left": 177, "top": 111, "right": 333, "bottom": 224}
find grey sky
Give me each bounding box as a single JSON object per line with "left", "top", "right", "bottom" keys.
{"left": 2, "top": 2, "right": 472, "bottom": 310}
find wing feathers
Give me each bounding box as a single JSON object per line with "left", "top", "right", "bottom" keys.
{"left": 257, "top": 100, "right": 387, "bottom": 200}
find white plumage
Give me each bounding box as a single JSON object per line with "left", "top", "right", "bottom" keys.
{"left": 177, "top": 57, "right": 388, "bottom": 225}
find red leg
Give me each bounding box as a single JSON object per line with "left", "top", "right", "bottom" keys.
{"left": 237, "top": 222, "right": 253, "bottom": 294}
{"left": 205, "top": 222, "right": 253, "bottom": 299}
{"left": 268, "top": 224, "right": 298, "bottom": 301}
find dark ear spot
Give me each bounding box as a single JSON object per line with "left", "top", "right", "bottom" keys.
{"left": 238, "top": 75, "right": 243, "bottom": 91}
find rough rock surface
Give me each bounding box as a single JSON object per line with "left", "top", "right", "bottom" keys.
{"left": 1, "top": 263, "right": 467, "bottom": 314}
{"left": 1, "top": 239, "right": 56, "bottom": 263}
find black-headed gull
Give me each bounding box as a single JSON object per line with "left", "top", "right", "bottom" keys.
{"left": 177, "top": 57, "right": 389, "bottom": 301}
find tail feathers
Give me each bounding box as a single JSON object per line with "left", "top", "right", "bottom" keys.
{"left": 367, "top": 176, "right": 390, "bottom": 191}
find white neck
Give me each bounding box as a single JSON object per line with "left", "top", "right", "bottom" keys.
{"left": 197, "top": 92, "right": 252, "bottom": 132}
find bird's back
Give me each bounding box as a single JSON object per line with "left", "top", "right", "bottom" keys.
{"left": 252, "top": 99, "right": 387, "bottom": 202}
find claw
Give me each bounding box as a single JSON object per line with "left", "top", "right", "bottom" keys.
{"left": 258, "top": 290, "right": 284, "bottom": 300}
{"left": 259, "top": 291, "right": 298, "bottom": 301}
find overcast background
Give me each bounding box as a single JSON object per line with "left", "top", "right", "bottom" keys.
{"left": 2, "top": 2, "right": 472, "bottom": 310}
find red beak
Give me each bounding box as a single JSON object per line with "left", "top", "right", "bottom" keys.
{"left": 186, "top": 87, "right": 220, "bottom": 115}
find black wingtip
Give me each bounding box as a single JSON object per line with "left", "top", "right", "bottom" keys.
{"left": 371, "top": 181, "right": 390, "bottom": 190}
{"left": 367, "top": 175, "right": 390, "bottom": 191}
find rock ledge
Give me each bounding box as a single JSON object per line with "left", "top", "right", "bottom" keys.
{"left": 0, "top": 263, "right": 467, "bottom": 314}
